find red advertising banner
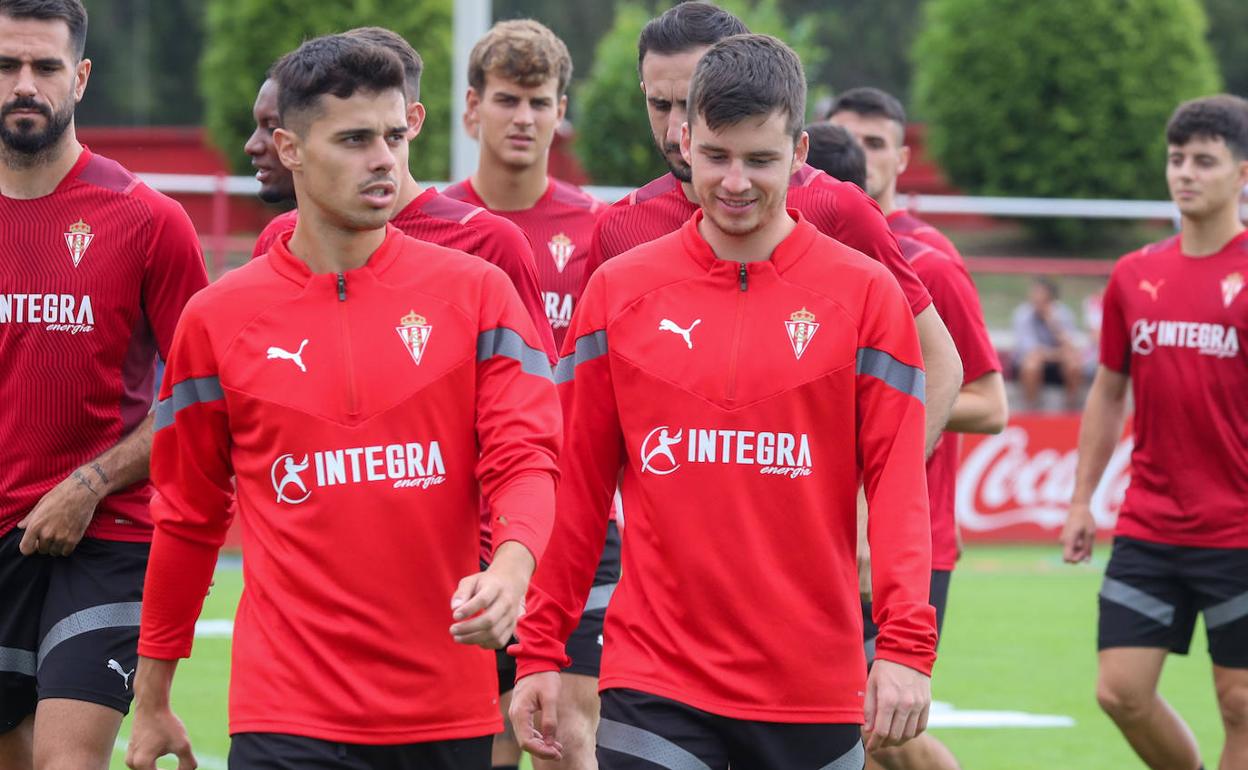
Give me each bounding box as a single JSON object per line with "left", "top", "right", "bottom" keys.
{"left": 956, "top": 414, "right": 1131, "bottom": 542}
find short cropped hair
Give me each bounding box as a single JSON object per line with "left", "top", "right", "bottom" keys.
{"left": 344, "top": 27, "right": 423, "bottom": 102}
{"left": 1166, "top": 94, "right": 1248, "bottom": 160}
{"left": 468, "top": 19, "right": 572, "bottom": 98}
{"left": 805, "top": 123, "right": 866, "bottom": 189}
{"left": 687, "top": 34, "right": 806, "bottom": 143}
{"left": 271, "top": 34, "right": 405, "bottom": 133}
{"left": 0, "top": 0, "right": 87, "bottom": 60}
{"left": 637, "top": 2, "right": 747, "bottom": 75}
{"left": 826, "top": 86, "right": 907, "bottom": 126}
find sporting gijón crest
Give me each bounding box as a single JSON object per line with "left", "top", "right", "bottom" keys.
{"left": 548, "top": 233, "right": 574, "bottom": 273}
{"left": 395, "top": 310, "right": 432, "bottom": 366}
{"left": 64, "top": 218, "right": 94, "bottom": 268}
{"left": 785, "top": 307, "right": 819, "bottom": 360}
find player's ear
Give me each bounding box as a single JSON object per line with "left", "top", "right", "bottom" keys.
{"left": 792, "top": 130, "right": 810, "bottom": 173}
{"left": 898, "top": 144, "right": 911, "bottom": 176}
{"left": 679, "top": 120, "right": 693, "bottom": 167}
{"left": 273, "top": 127, "right": 301, "bottom": 173}
{"left": 463, "top": 88, "right": 481, "bottom": 140}
{"left": 407, "top": 100, "right": 426, "bottom": 140}
{"left": 557, "top": 93, "right": 568, "bottom": 123}
{"left": 73, "top": 57, "right": 91, "bottom": 102}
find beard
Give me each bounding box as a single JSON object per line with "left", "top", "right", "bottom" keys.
{"left": 0, "top": 96, "right": 75, "bottom": 163}
{"left": 659, "top": 141, "right": 692, "bottom": 183}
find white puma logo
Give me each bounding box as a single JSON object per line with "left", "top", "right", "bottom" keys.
{"left": 659, "top": 318, "right": 701, "bottom": 349}
{"left": 1139, "top": 279, "right": 1165, "bottom": 301}
{"left": 107, "top": 659, "right": 134, "bottom": 690}
{"left": 266, "top": 339, "right": 309, "bottom": 372}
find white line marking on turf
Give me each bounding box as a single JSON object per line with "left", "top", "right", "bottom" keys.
{"left": 927, "top": 701, "right": 1075, "bottom": 728}
{"left": 114, "top": 736, "right": 228, "bottom": 770}
{"left": 194, "top": 619, "right": 234, "bottom": 638}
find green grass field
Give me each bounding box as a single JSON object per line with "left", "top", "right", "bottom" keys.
{"left": 109, "top": 545, "right": 1225, "bottom": 769}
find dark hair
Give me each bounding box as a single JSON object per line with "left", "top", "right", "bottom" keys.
{"left": 1166, "top": 94, "right": 1248, "bottom": 160}
{"left": 0, "top": 0, "right": 87, "bottom": 60}
{"left": 344, "top": 27, "right": 423, "bottom": 102}
{"left": 271, "top": 34, "right": 406, "bottom": 132}
{"left": 804, "top": 123, "right": 866, "bottom": 189}
{"left": 826, "top": 86, "right": 907, "bottom": 127}
{"left": 1034, "top": 277, "right": 1059, "bottom": 299}
{"left": 687, "top": 34, "right": 805, "bottom": 142}
{"left": 468, "top": 19, "right": 573, "bottom": 98}
{"left": 637, "top": 2, "right": 747, "bottom": 75}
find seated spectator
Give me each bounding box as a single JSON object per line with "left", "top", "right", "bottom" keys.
{"left": 1012, "top": 278, "right": 1084, "bottom": 410}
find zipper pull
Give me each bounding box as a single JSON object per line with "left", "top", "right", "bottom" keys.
{"left": 337, "top": 272, "right": 347, "bottom": 301}
{"left": 738, "top": 262, "right": 748, "bottom": 291}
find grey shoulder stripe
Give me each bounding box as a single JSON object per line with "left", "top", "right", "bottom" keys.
{"left": 1205, "top": 591, "right": 1248, "bottom": 630}
{"left": 818, "top": 742, "right": 866, "bottom": 770}
{"left": 597, "top": 718, "right": 711, "bottom": 770}
{"left": 555, "top": 330, "right": 608, "bottom": 385}
{"left": 0, "top": 646, "right": 36, "bottom": 677}
{"left": 155, "top": 375, "right": 224, "bottom": 430}
{"left": 38, "top": 602, "right": 142, "bottom": 668}
{"left": 1100, "top": 577, "right": 1175, "bottom": 627}
{"left": 478, "top": 327, "right": 553, "bottom": 380}
{"left": 856, "top": 347, "right": 925, "bottom": 402}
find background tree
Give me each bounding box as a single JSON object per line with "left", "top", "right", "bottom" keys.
{"left": 1202, "top": 0, "right": 1248, "bottom": 97}
{"left": 199, "top": 0, "right": 451, "bottom": 178}
{"left": 913, "top": 0, "right": 1220, "bottom": 244}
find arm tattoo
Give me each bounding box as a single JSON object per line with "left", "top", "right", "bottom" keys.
{"left": 90, "top": 462, "right": 110, "bottom": 485}
{"left": 72, "top": 469, "right": 100, "bottom": 497}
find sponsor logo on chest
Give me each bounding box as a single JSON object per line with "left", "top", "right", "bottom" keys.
{"left": 544, "top": 292, "right": 573, "bottom": 329}
{"left": 0, "top": 293, "right": 95, "bottom": 333}
{"left": 271, "top": 441, "right": 447, "bottom": 504}
{"left": 1130, "top": 318, "right": 1239, "bottom": 358}
{"left": 639, "top": 425, "right": 813, "bottom": 479}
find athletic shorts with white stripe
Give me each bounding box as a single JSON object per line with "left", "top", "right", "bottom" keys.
{"left": 0, "top": 529, "right": 147, "bottom": 731}
{"left": 1098, "top": 535, "right": 1248, "bottom": 668}
{"left": 597, "top": 689, "right": 864, "bottom": 770}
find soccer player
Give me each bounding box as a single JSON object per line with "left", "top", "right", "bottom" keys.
{"left": 0, "top": 1, "right": 207, "bottom": 768}
{"left": 443, "top": 20, "right": 614, "bottom": 770}
{"left": 510, "top": 34, "right": 937, "bottom": 769}
{"left": 1061, "top": 95, "right": 1248, "bottom": 770}
{"left": 583, "top": 3, "right": 962, "bottom": 454}
{"left": 125, "top": 34, "right": 560, "bottom": 770}
{"left": 250, "top": 27, "right": 556, "bottom": 361}
{"left": 806, "top": 120, "right": 1007, "bottom": 770}
{"left": 243, "top": 74, "right": 293, "bottom": 205}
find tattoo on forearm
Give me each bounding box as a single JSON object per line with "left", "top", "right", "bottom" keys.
{"left": 90, "top": 462, "right": 109, "bottom": 486}
{"left": 72, "top": 469, "right": 100, "bottom": 497}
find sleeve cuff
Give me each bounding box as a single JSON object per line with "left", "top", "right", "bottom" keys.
{"left": 137, "top": 529, "right": 219, "bottom": 660}
{"left": 490, "top": 470, "right": 556, "bottom": 563}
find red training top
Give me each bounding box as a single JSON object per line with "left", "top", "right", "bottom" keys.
{"left": 513, "top": 211, "right": 936, "bottom": 723}
{"left": 1100, "top": 232, "right": 1248, "bottom": 548}
{"left": 139, "top": 226, "right": 561, "bottom": 743}
{"left": 582, "top": 166, "right": 931, "bottom": 316}
{"left": 895, "top": 235, "right": 1001, "bottom": 570}
{"left": 887, "top": 209, "right": 960, "bottom": 260}
{"left": 0, "top": 147, "right": 207, "bottom": 542}
{"left": 442, "top": 178, "right": 603, "bottom": 350}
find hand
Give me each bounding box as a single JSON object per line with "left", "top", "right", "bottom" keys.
{"left": 449, "top": 543, "right": 534, "bottom": 649}
{"left": 509, "top": 671, "right": 564, "bottom": 760}
{"left": 126, "top": 704, "right": 197, "bottom": 770}
{"left": 1060, "top": 502, "right": 1097, "bottom": 563}
{"left": 863, "top": 659, "right": 931, "bottom": 751}
{"left": 18, "top": 467, "right": 103, "bottom": 556}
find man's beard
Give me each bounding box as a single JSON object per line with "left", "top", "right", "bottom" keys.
{"left": 660, "top": 141, "right": 692, "bottom": 183}
{"left": 0, "top": 96, "right": 75, "bottom": 165}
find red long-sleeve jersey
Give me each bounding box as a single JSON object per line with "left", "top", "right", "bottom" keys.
{"left": 582, "top": 166, "right": 931, "bottom": 316}
{"left": 140, "top": 226, "right": 561, "bottom": 744}
{"left": 513, "top": 211, "right": 936, "bottom": 723}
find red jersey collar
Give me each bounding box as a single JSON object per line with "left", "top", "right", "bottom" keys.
{"left": 458, "top": 176, "right": 556, "bottom": 210}
{"left": 269, "top": 223, "right": 405, "bottom": 285}
{"left": 680, "top": 208, "right": 818, "bottom": 272}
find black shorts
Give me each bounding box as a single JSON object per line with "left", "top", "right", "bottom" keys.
{"left": 229, "top": 732, "right": 491, "bottom": 770}
{"left": 497, "top": 521, "right": 621, "bottom": 693}
{"left": 0, "top": 531, "right": 147, "bottom": 732}
{"left": 1098, "top": 536, "right": 1248, "bottom": 668}
{"left": 597, "top": 689, "right": 863, "bottom": 770}
{"left": 862, "top": 569, "right": 951, "bottom": 666}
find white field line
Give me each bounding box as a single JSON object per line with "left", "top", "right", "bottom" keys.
{"left": 194, "top": 619, "right": 234, "bottom": 638}
{"left": 928, "top": 701, "right": 1075, "bottom": 729}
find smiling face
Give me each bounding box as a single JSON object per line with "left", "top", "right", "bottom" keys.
{"left": 275, "top": 88, "right": 409, "bottom": 233}
{"left": 0, "top": 14, "right": 89, "bottom": 162}
{"left": 640, "top": 46, "right": 708, "bottom": 183}
{"left": 244, "top": 79, "right": 294, "bottom": 204}
{"left": 682, "top": 108, "right": 807, "bottom": 239}
{"left": 1166, "top": 135, "right": 1248, "bottom": 221}
{"left": 466, "top": 72, "right": 564, "bottom": 171}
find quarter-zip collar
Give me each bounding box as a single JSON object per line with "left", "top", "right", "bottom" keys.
{"left": 679, "top": 208, "right": 817, "bottom": 275}
{"left": 268, "top": 223, "right": 406, "bottom": 288}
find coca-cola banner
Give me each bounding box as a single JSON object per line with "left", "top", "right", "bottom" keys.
{"left": 957, "top": 414, "right": 1132, "bottom": 542}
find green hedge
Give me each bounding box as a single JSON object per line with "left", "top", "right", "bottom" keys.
{"left": 199, "top": 0, "right": 451, "bottom": 179}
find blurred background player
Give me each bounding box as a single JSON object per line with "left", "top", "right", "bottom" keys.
{"left": 249, "top": 26, "right": 556, "bottom": 361}
{"left": 0, "top": 1, "right": 207, "bottom": 768}
{"left": 584, "top": 2, "right": 962, "bottom": 456}
{"left": 126, "top": 33, "right": 560, "bottom": 770}
{"left": 1062, "top": 94, "right": 1248, "bottom": 770}
{"left": 1011, "top": 277, "right": 1084, "bottom": 411}
{"left": 243, "top": 73, "right": 293, "bottom": 206}
{"left": 510, "top": 34, "right": 937, "bottom": 769}
{"left": 444, "top": 19, "right": 616, "bottom": 770}
{"left": 805, "top": 119, "right": 1008, "bottom": 770}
